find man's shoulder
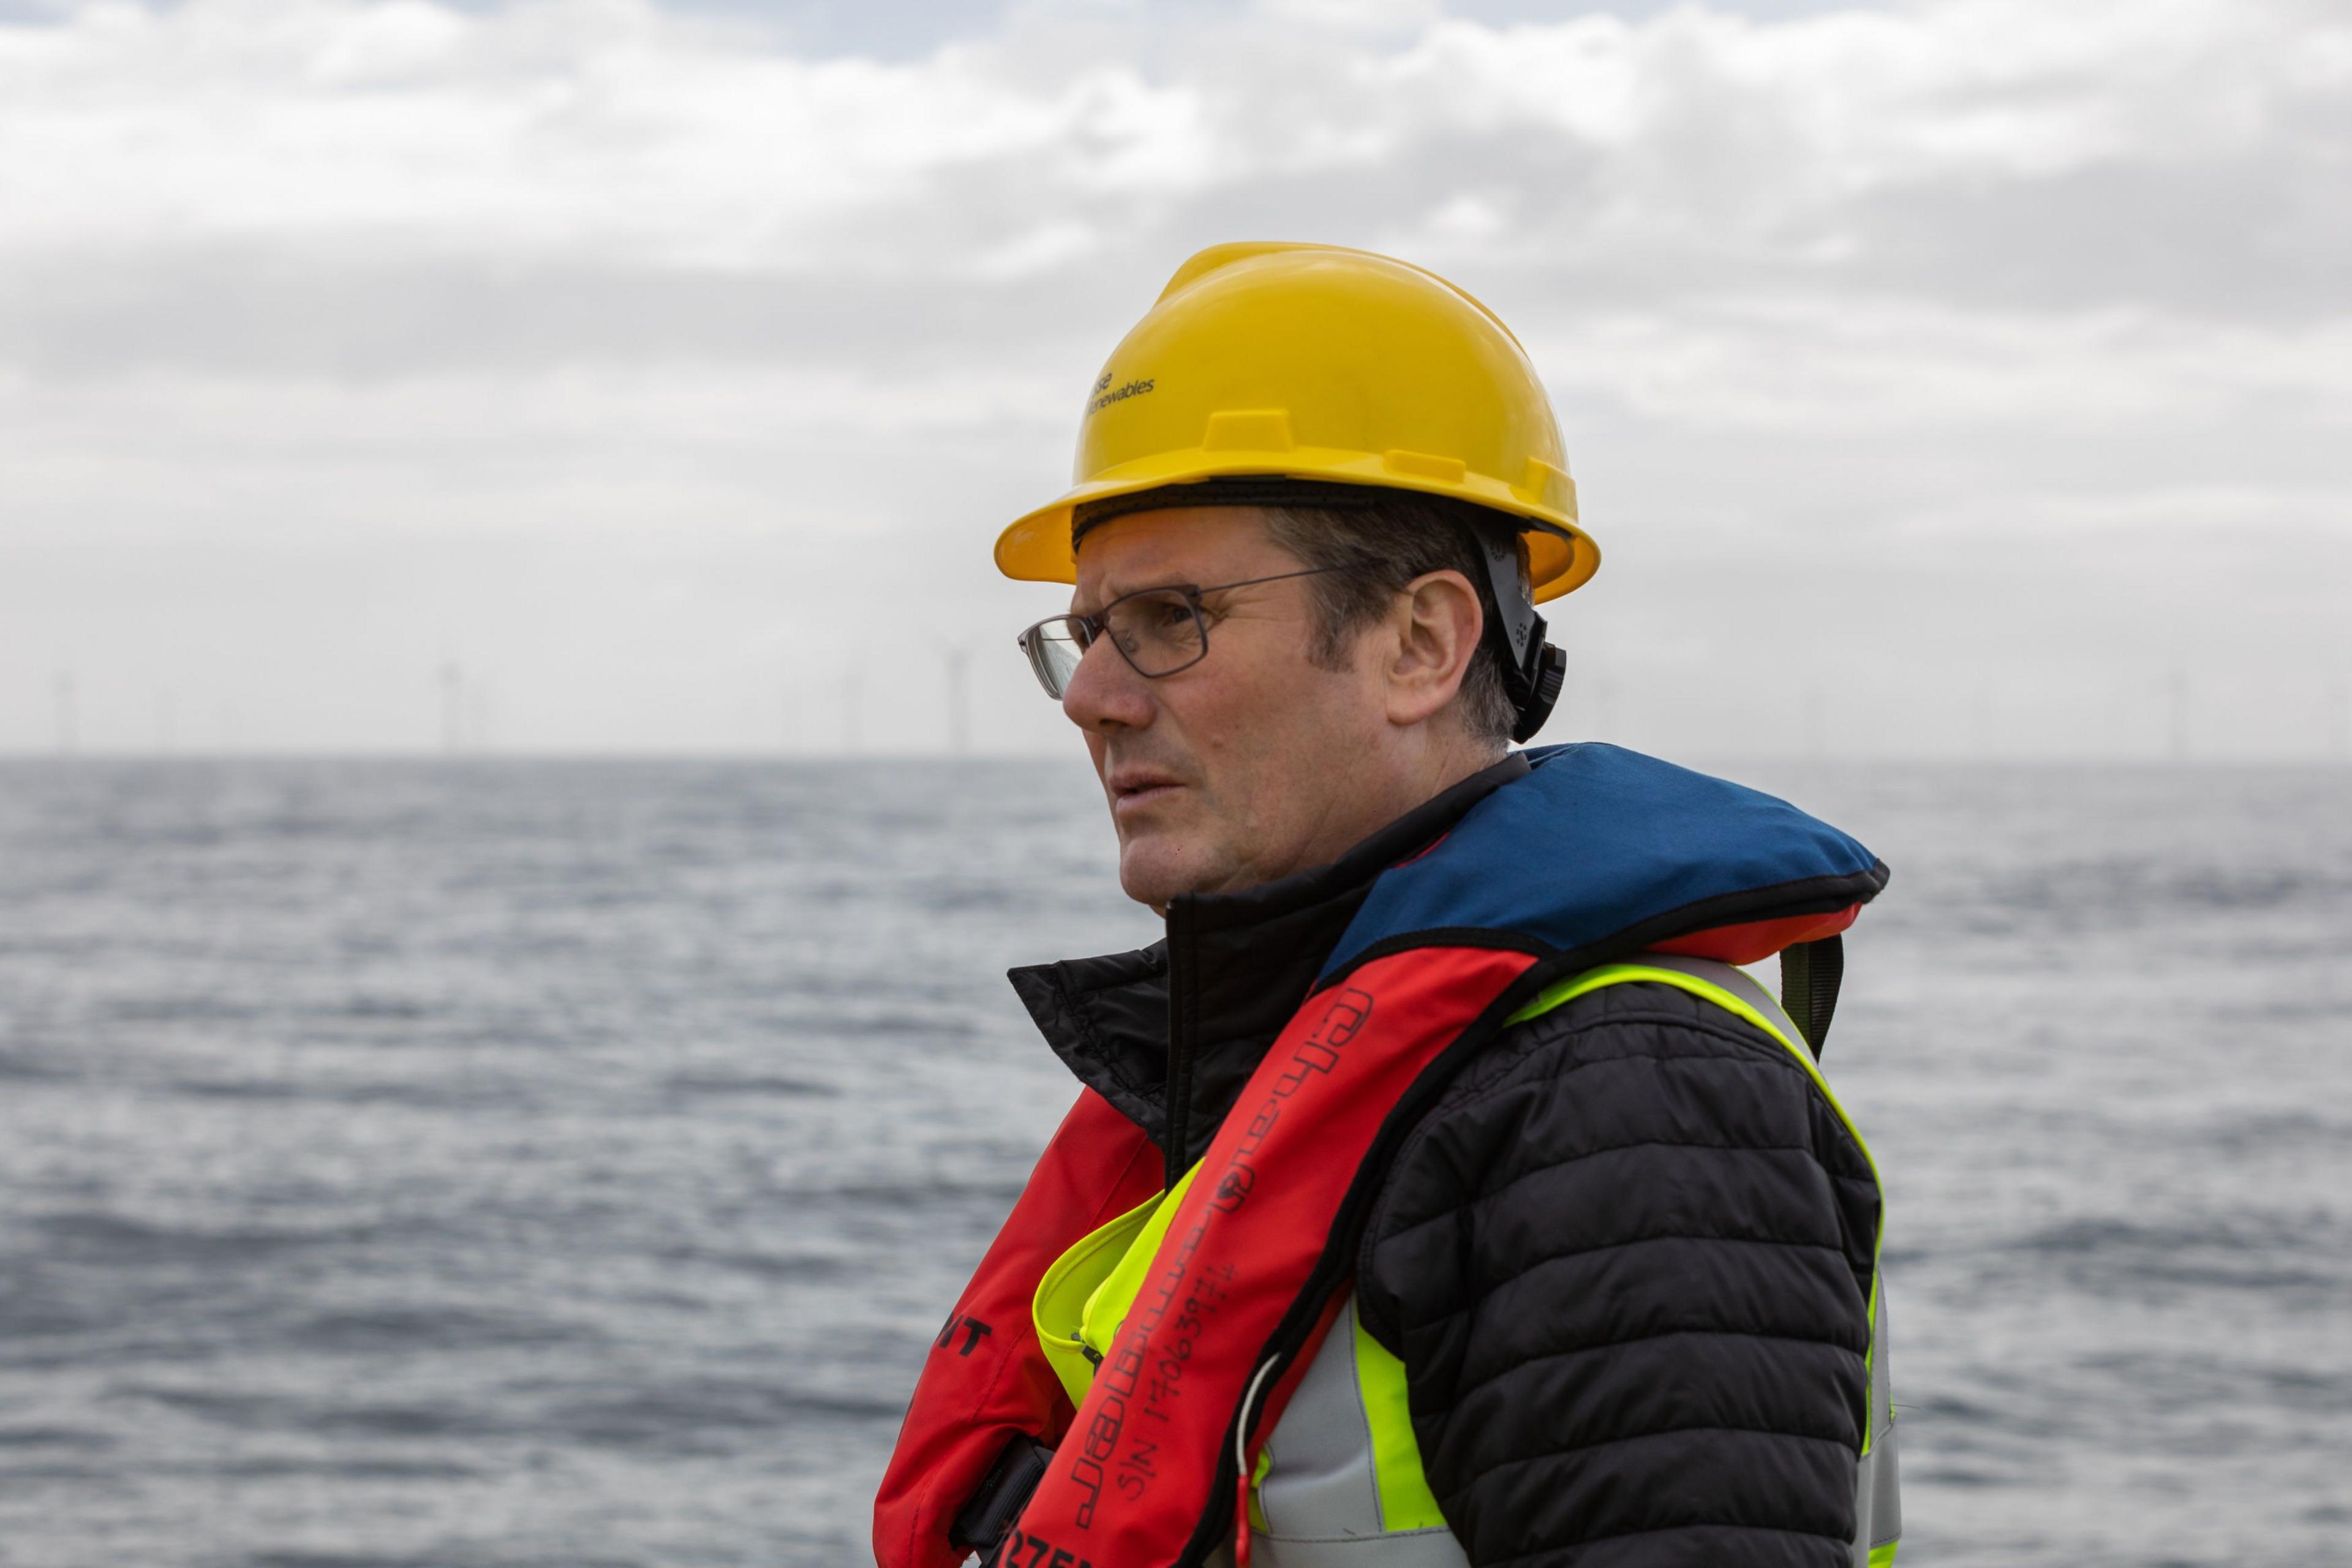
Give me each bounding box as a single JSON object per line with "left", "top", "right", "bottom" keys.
{"left": 1364, "top": 970, "right": 1865, "bottom": 1259}
{"left": 1426, "top": 968, "right": 1815, "bottom": 1124}
{"left": 1356, "top": 967, "right": 1882, "bottom": 1355}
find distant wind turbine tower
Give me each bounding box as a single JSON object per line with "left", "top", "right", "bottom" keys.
{"left": 2168, "top": 669, "right": 2189, "bottom": 760}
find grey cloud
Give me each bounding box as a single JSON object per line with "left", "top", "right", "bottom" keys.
{"left": 0, "top": 247, "right": 1137, "bottom": 381}
{"left": 1842, "top": 158, "right": 2352, "bottom": 323}
{"left": 9, "top": 1, "right": 2346, "bottom": 396}
{"left": 15, "top": 135, "right": 2343, "bottom": 391}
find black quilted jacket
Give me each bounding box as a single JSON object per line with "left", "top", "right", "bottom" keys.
{"left": 1357, "top": 975, "right": 1877, "bottom": 1567}
{"left": 1012, "top": 758, "right": 1879, "bottom": 1567}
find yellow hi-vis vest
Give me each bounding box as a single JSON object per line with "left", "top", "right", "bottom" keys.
{"left": 1031, "top": 956, "right": 1901, "bottom": 1568}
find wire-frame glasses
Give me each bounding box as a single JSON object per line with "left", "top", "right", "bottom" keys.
{"left": 1016, "top": 567, "right": 1344, "bottom": 699}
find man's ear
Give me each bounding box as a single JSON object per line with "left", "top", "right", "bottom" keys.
{"left": 1384, "top": 570, "right": 1483, "bottom": 727}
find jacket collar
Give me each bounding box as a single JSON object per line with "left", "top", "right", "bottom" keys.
{"left": 1007, "top": 754, "right": 1528, "bottom": 1185}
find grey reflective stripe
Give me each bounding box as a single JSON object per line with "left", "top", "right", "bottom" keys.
{"left": 1854, "top": 1287, "right": 1901, "bottom": 1565}
{"left": 1251, "top": 1295, "right": 1467, "bottom": 1568}
{"left": 1626, "top": 952, "right": 1814, "bottom": 1068}
{"left": 1629, "top": 956, "right": 1902, "bottom": 1565}
{"left": 1254, "top": 1526, "right": 1465, "bottom": 1568}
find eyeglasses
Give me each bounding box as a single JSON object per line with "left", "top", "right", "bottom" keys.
{"left": 1016, "top": 567, "right": 1344, "bottom": 700}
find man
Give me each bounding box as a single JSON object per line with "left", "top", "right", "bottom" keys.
{"left": 876, "top": 244, "right": 1899, "bottom": 1568}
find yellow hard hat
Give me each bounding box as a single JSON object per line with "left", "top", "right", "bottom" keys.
{"left": 993, "top": 241, "right": 1598, "bottom": 603}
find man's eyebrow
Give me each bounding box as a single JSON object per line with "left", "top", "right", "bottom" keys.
{"left": 1074, "top": 575, "right": 1192, "bottom": 613}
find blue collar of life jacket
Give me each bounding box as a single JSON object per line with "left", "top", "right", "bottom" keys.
{"left": 1324, "top": 741, "right": 1887, "bottom": 984}
{"left": 1012, "top": 744, "right": 1889, "bottom": 1184}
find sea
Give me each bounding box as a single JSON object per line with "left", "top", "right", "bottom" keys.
{"left": 0, "top": 756, "right": 2345, "bottom": 1567}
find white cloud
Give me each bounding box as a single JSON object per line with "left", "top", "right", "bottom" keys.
{"left": 0, "top": 0, "right": 1212, "bottom": 267}
{"left": 1525, "top": 301, "right": 2352, "bottom": 432}
{"left": 0, "top": 0, "right": 2346, "bottom": 755}
{"left": 7, "top": 0, "right": 2344, "bottom": 295}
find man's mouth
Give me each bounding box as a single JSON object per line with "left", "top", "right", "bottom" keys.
{"left": 1107, "top": 769, "right": 1185, "bottom": 815}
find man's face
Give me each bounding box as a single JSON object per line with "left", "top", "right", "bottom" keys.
{"left": 1061, "top": 506, "right": 1397, "bottom": 910}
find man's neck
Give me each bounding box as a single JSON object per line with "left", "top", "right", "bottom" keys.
{"left": 1343, "top": 736, "right": 1506, "bottom": 861}
{"left": 1153, "top": 742, "right": 1514, "bottom": 916}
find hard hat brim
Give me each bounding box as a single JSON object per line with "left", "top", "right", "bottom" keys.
{"left": 995, "top": 447, "right": 1599, "bottom": 605}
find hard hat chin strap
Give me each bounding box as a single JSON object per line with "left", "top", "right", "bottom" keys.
{"left": 1471, "top": 520, "right": 1567, "bottom": 744}
{"left": 1507, "top": 639, "right": 1568, "bottom": 744}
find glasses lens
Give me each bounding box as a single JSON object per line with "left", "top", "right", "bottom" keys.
{"left": 1020, "top": 617, "right": 1088, "bottom": 699}
{"left": 1103, "top": 590, "right": 1205, "bottom": 677}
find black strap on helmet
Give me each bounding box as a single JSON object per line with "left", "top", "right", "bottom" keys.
{"left": 1465, "top": 517, "right": 1567, "bottom": 742}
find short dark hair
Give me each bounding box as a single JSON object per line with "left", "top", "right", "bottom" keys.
{"left": 1257, "top": 492, "right": 1524, "bottom": 750}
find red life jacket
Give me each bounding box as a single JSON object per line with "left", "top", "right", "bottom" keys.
{"left": 875, "top": 745, "right": 1883, "bottom": 1568}
{"left": 871, "top": 1088, "right": 1164, "bottom": 1568}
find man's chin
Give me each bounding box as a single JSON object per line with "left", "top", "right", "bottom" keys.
{"left": 1115, "top": 834, "right": 1226, "bottom": 912}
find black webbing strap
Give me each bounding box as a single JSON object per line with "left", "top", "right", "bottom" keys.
{"left": 952, "top": 1436, "right": 1052, "bottom": 1562}
{"left": 1779, "top": 935, "right": 1845, "bottom": 1060}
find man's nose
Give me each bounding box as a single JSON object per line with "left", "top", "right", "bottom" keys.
{"left": 1061, "top": 634, "right": 1153, "bottom": 733}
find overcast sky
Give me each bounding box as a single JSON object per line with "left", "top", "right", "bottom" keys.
{"left": 2, "top": 0, "right": 2346, "bottom": 758}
